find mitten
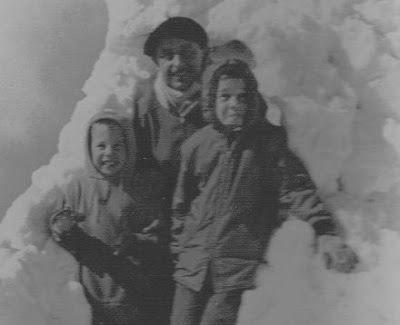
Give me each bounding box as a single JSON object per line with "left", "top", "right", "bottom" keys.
{"left": 318, "top": 235, "right": 359, "bottom": 273}
{"left": 49, "top": 207, "right": 85, "bottom": 243}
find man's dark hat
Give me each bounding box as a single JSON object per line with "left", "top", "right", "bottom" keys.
{"left": 144, "top": 17, "right": 208, "bottom": 58}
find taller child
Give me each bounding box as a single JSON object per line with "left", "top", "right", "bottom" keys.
{"left": 170, "top": 59, "right": 358, "bottom": 325}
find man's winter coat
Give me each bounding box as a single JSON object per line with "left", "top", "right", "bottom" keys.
{"left": 133, "top": 76, "right": 206, "bottom": 190}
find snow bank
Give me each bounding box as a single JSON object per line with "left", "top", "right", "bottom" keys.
{"left": 0, "top": 0, "right": 399, "bottom": 324}
{"left": 238, "top": 219, "right": 400, "bottom": 325}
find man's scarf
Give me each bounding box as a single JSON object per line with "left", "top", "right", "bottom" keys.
{"left": 154, "top": 66, "right": 201, "bottom": 119}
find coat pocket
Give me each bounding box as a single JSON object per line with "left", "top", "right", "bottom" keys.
{"left": 215, "top": 223, "right": 265, "bottom": 261}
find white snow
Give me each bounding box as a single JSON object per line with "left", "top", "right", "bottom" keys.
{"left": 0, "top": 0, "right": 399, "bottom": 324}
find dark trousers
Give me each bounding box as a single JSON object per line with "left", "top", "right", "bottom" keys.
{"left": 141, "top": 272, "right": 175, "bottom": 325}
{"left": 89, "top": 271, "right": 174, "bottom": 325}
{"left": 170, "top": 281, "right": 244, "bottom": 325}
{"left": 91, "top": 303, "right": 140, "bottom": 325}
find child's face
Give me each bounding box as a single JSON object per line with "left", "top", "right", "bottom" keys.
{"left": 216, "top": 77, "right": 248, "bottom": 128}
{"left": 90, "top": 122, "right": 127, "bottom": 177}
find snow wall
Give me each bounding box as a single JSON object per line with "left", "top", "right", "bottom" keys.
{"left": 0, "top": 0, "right": 400, "bottom": 324}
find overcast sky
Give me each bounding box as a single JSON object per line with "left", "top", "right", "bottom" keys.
{"left": 0, "top": 0, "right": 107, "bottom": 218}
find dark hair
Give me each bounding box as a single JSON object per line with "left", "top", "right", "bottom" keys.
{"left": 144, "top": 17, "right": 208, "bottom": 58}
{"left": 206, "top": 59, "right": 258, "bottom": 118}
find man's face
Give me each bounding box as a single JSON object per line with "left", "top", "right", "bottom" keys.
{"left": 154, "top": 38, "right": 204, "bottom": 92}
{"left": 90, "top": 122, "right": 127, "bottom": 177}
{"left": 216, "top": 77, "right": 248, "bottom": 128}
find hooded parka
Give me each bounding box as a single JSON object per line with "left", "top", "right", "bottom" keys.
{"left": 171, "top": 60, "right": 338, "bottom": 293}
{"left": 53, "top": 110, "right": 168, "bottom": 324}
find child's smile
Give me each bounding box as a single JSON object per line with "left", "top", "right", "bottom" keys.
{"left": 90, "top": 122, "right": 127, "bottom": 177}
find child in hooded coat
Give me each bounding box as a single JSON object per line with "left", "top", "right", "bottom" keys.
{"left": 170, "top": 59, "right": 357, "bottom": 325}
{"left": 49, "top": 110, "right": 170, "bottom": 325}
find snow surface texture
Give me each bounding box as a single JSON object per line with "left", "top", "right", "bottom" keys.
{"left": 0, "top": 0, "right": 399, "bottom": 324}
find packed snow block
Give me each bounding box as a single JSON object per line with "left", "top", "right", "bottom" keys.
{"left": 280, "top": 96, "right": 354, "bottom": 193}
{"left": 0, "top": 242, "right": 90, "bottom": 325}
{"left": 0, "top": 178, "right": 73, "bottom": 250}
{"left": 237, "top": 220, "right": 321, "bottom": 325}
{"left": 237, "top": 217, "right": 400, "bottom": 325}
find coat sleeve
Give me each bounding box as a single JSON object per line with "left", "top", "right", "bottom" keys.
{"left": 276, "top": 145, "right": 338, "bottom": 237}
{"left": 170, "top": 142, "right": 198, "bottom": 255}
{"left": 47, "top": 177, "right": 86, "bottom": 252}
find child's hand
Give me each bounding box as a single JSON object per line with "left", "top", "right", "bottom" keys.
{"left": 287, "top": 189, "right": 324, "bottom": 220}
{"left": 50, "top": 207, "right": 85, "bottom": 243}
{"left": 318, "top": 235, "right": 359, "bottom": 273}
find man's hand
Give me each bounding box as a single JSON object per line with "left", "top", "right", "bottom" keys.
{"left": 114, "top": 221, "right": 161, "bottom": 256}
{"left": 318, "top": 235, "right": 359, "bottom": 273}
{"left": 142, "top": 219, "right": 159, "bottom": 234}
{"left": 50, "top": 207, "right": 85, "bottom": 243}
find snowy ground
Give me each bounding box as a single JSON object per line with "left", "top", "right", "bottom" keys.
{"left": 0, "top": 0, "right": 399, "bottom": 324}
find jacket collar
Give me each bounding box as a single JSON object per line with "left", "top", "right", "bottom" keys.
{"left": 136, "top": 74, "right": 201, "bottom": 119}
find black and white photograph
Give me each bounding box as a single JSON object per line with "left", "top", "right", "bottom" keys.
{"left": 0, "top": 1, "right": 398, "bottom": 324}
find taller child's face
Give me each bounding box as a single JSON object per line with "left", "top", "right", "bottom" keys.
{"left": 90, "top": 123, "right": 127, "bottom": 177}
{"left": 155, "top": 38, "right": 204, "bottom": 92}
{"left": 216, "top": 77, "right": 248, "bottom": 128}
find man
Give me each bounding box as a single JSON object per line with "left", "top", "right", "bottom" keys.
{"left": 132, "top": 16, "right": 209, "bottom": 325}
{"left": 134, "top": 16, "right": 208, "bottom": 193}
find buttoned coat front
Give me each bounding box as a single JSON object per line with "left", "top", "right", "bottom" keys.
{"left": 171, "top": 120, "right": 337, "bottom": 293}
